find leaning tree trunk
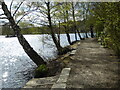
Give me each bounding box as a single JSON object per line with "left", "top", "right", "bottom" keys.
{"left": 1, "top": 2, "right": 46, "bottom": 66}
{"left": 72, "top": 2, "right": 77, "bottom": 41}
{"left": 46, "top": 2, "right": 63, "bottom": 53}
{"left": 57, "top": 21, "right": 61, "bottom": 46}
{"left": 76, "top": 29, "right": 83, "bottom": 40}
{"left": 65, "top": 29, "right": 72, "bottom": 45}
{"left": 65, "top": 6, "right": 72, "bottom": 45}
{"left": 63, "top": 23, "right": 72, "bottom": 45}
{"left": 71, "top": 2, "right": 83, "bottom": 40}
{"left": 74, "top": 23, "right": 83, "bottom": 40}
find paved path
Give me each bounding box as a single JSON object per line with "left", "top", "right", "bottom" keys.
{"left": 66, "top": 38, "right": 120, "bottom": 88}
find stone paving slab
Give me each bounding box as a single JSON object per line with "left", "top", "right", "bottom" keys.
{"left": 23, "top": 75, "right": 59, "bottom": 88}
{"left": 60, "top": 68, "right": 71, "bottom": 76}
{"left": 51, "top": 68, "right": 71, "bottom": 89}
{"left": 70, "top": 50, "right": 76, "bottom": 55}
{"left": 51, "top": 83, "right": 66, "bottom": 89}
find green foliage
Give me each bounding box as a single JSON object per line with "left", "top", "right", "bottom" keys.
{"left": 2, "top": 26, "right": 14, "bottom": 35}
{"left": 35, "top": 64, "right": 48, "bottom": 78}
{"left": 19, "top": 22, "right": 34, "bottom": 28}
{"left": 20, "top": 27, "right": 40, "bottom": 34}
{"left": 92, "top": 2, "right": 120, "bottom": 56}
{"left": 94, "top": 20, "right": 104, "bottom": 37}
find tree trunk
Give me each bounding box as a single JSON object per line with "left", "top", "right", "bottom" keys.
{"left": 85, "top": 32, "right": 88, "bottom": 38}
{"left": 64, "top": 3, "right": 72, "bottom": 45}
{"left": 57, "top": 21, "right": 61, "bottom": 46}
{"left": 72, "top": 2, "right": 83, "bottom": 40}
{"left": 74, "top": 30, "right": 77, "bottom": 41}
{"left": 72, "top": 2, "right": 77, "bottom": 41}
{"left": 90, "top": 25, "right": 94, "bottom": 38}
{"left": 1, "top": 2, "right": 46, "bottom": 66}
{"left": 63, "top": 24, "right": 72, "bottom": 45}
{"left": 65, "top": 30, "right": 72, "bottom": 45}
{"left": 76, "top": 29, "right": 83, "bottom": 40}
{"left": 46, "top": 2, "right": 63, "bottom": 53}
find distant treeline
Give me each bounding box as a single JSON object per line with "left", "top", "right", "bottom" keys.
{"left": 3, "top": 20, "right": 87, "bottom": 35}
{"left": 20, "top": 20, "right": 88, "bottom": 34}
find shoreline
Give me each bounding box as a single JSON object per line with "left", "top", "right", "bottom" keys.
{"left": 23, "top": 40, "right": 80, "bottom": 88}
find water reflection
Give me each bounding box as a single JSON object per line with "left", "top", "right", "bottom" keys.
{"left": 3, "top": 72, "right": 8, "bottom": 78}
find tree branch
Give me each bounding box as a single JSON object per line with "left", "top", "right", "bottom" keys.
{"left": 10, "top": 0, "right": 14, "bottom": 13}
{"left": 16, "top": 8, "right": 38, "bottom": 24}
{"left": 35, "top": 11, "right": 47, "bottom": 18}
{"left": 16, "top": 13, "right": 28, "bottom": 24}
{"left": 13, "top": 1, "right": 24, "bottom": 17}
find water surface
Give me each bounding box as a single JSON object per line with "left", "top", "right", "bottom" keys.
{"left": 0, "top": 33, "right": 87, "bottom": 88}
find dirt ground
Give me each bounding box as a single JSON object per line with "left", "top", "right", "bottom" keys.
{"left": 65, "top": 38, "right": 120, "bottom": 88}
{"left": 23, "top": 38, "right": 120, "bottom": 89}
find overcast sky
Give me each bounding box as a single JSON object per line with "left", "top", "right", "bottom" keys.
{"left": 0, "top": 0, "right": 30, "bottom": 25}
{"left": 0, "top": 0, "right": 119, "bottom": 25}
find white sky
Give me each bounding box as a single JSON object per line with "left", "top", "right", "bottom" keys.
{"left": 0, "top": 0, "right": 32, "bottom": 25}
{"left": 0, "top": 0, "right": 47, "bottom": 26}
{"left": 0, "top": 0, "right": 119, "bottom": 25}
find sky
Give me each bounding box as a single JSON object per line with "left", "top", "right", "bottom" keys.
{"left": 0, "top": 0, "right": 33, "bottom": 25}
{"left": 0, "top": 0, "right": 47, "bottom": 26}
{"left": 0, "top": 0, "right": 119, "bottom": 25}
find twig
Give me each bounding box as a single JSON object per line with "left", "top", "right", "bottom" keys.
{"left": 13, "top": 1, "right": 24, "bottom": 17}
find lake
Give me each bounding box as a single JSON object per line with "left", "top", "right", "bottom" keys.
{"left": 0, "top": 33, "right": 89, "bottom": 88}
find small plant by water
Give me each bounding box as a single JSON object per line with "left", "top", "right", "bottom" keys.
{"left": 34, "top": 64, "right": 48, "bottom": 78}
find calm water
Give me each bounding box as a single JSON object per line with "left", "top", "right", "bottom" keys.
{"left": 0, "top": 33, "right": 88, "bottom": 88}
